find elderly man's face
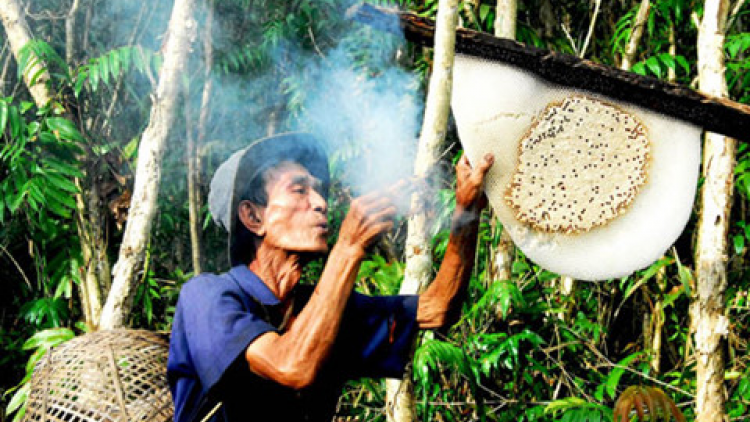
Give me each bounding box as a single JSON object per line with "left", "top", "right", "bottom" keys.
{"left": 257, "top": 161, "right": 329, "bottom": 253}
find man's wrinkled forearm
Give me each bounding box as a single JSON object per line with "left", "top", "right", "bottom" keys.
{"left": 244, "top": 244, "right": 363, "bottom": 389}
{"left": 416, "top": 207, "right": 481, "bottom": 328}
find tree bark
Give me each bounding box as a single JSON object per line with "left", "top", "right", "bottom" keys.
{"left": 385, "top": 0, "right": 459, "bottom": 420}
{"left": 494, "top": 0, "right": 516, "bottom": 39}
{"left": 0, "top": 0, "right": 53, "bottom": 106}
{"left": 621, "top": 0, "right": 651, "bottom": 71}
{"left": 188, "top": 7, "right": 213, "bottom": 276}
{"left": 486, "top": 0, "right": 516, "bottom": 295}
{"left": 693, "top": 1, "right": 733, "bottom": 421}
{"left": 65, "top": 0, "right": 81, "bottom": 66}
{"left": 99, "top": 0, "right": 197, "bottom": 330}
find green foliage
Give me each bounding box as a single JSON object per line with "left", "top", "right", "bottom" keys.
{"left": 74, "top": 46, "right": 161, "bottom": 96}
{"left": 630, "top": 54, "right": 690, "bottom": 80}
{"left": 546, "top": 397, "right": 612, "bottom": 422}
{"left": 17, "top": 40, "right": 68, "bottom": 91}
{"left": 357, "top": 255, "right": 404, "bottom": 296}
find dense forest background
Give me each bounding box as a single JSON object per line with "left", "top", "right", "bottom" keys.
{"left": 1, "top": 0, "right": 749, "bottom": 421}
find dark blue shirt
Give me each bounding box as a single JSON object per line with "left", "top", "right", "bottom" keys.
{"left": 168, "top": 266, "right": 419, "bottom": 422}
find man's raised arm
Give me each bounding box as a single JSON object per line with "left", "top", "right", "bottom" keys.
{"left": 244, "top": 193, "right": 397, "bottom": 389}
{"left": 417, "top": 153, "right": 495, "bottom": 329}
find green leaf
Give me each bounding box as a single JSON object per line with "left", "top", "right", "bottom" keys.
{"left": 44, "top": 158, "right": 84, "bottom": 178}
{"left": 675, "top": 56, "right": 690, "bottom": 74}
{"left": 74, "top": 69, "right": 88, "bottom": 97}
{"left": 606, "top": 352, "right": 644, "bottom": 400}
{"left": 545, "top": 397, "right": 587, "bottom": 415}
{"left": 89, "top": 62, "right": 99, "bottom": 90}
{"left": 45, "top": 117, "right": 83, "bottom": 142}
{"left": 100, "top": 52, "right": 110, "bottom": 85}
{"left": 0, "top": 100, "right": 8, "bottom": 134}
{"left": 658, "top": 54, "right": 676, "bottom": 71}
{"left": 631, "top": 62, "right": 646, "bottom": 75}
{"left": 45, "top": 174, "right": 79, "bottom": 193}
{"left": 5, "top": 382, "right": 29, "bottom": 415}
{"left": 22, "top": 327, "right": 74, "bottom": 350}
{"left": 734, "top": 234, "right": 745, "bottom": 255}
{"left": 110, "top": 50, "right": 120, "bottom": 78}
{"left": 479, "top": 4, "right": 490, "bottom": 22}
{"left": 46, "top": 185, "right": 78, "bottom": 210}
{"left": 645, "top": 56, "right": 663, "bottom": 78}
{"left": 20, "top": 101, "right": 34, "bottom": 114}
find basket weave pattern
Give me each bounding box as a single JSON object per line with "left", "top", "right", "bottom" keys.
{"left": 23, "top": 329, "right": 173, "bottom": 422}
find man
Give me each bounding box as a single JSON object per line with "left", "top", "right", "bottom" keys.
{"left": 168, "top": 132, "right": 494, "bottom": 421}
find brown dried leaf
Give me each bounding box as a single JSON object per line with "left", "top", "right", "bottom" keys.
{"left": 633, "top": 392, "right": 646, "bottom": 420}
{"left": 641, "top": 388, "right": 656, "bottom": 421}
{"left": 613, "top": 388, "right": 636, "bottom": 422}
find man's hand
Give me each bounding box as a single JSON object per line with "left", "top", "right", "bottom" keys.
{"left": 337, "top": 184, "right": 404, "bottom": 255}
{"left": 455, "top": 153, "right": 495, "bottom": 212}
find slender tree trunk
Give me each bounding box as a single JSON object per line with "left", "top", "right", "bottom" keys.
{"left": 579, "top": 0, "right": 602, "bottom": 58}
{"left": 693, "top": 1, "right": 733, "bottom": 421}
{"left": 487, "top": 0, "right": 517, "bottom": 286}
{"left": 188, "top": 7, "right": 213, "bottom": 276}
{"left": 494, "top": 0, "right": 516, "bottom": 39}
{"left": 385, "top": 0, "right": 459, "bottom": 420}
{"left": 0, "top": 0, "right": 53, "bottom": 106}
{"left": 65, "top": 0, "right": 81, "bottom": 66}
{"left": 63, "top": 0, "right": 111, "bottom": 330}
{"left": 99, "top": 0, "right": 198, "bottom": 330}
{"left": 621, "top": 0, "right": 651, "bottom": 71}
{"left": 0, "top": 43, "right": 12, "bottom": 96}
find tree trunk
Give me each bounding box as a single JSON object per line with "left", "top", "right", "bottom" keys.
{"left": 494, "top": 0, "right": 516, "bottom": 39}
{"left": 487, "top": 0, "right": 517, "bottom": 287}
{"left": 99, "top": 0, "right": 198, "bottom": 330}
{"left": 579, "top": 0, "right": 602, "bottom": 58}
{"left": 693, "top": 1, "right": 733, "bottom": 421}
{"left": 385, "top": 0, "right": 459, "bottom": 420}
{"left": 65, "top": 0, "right": 81, "bottom": 66}
{"left": 187, "top": 10, "right": 212, "bottom": 276}
{"left": 0, "top": 0, "right": 53, "bottom": 106}
{"left": 621, "top": 0, "right": 650, "bottom": 71}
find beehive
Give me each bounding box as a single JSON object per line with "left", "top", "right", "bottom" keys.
{"left": 452, "top": 54, "right": 701, "bottom": 281}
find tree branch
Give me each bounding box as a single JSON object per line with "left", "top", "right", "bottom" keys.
{"left": 350, "top": 3, "right": 750, "bottom": 142}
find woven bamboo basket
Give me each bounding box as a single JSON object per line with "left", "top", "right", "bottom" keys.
{"left": 23, "top": 329, "right": 172, "bottom": 422}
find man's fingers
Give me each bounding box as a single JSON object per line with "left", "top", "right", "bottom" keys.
{"left": 354, "top": 195, "right": 392, "bottom": 214}
{"left": 365, "top": 220, "right": 395, "bottom": 242}
{"left": 471, "top": 153, "right": 495, "bottom": 183}
{"left": 367, "top": 205, "right": 397, "bottom": 224}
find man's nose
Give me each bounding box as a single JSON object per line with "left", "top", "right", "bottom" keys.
{"left": 310, "top": 189, "right": 327, "bottom": 214}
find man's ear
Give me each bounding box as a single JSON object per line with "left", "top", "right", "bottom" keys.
{"left": 237, "top": 200, "right": 265, "bottom": 236}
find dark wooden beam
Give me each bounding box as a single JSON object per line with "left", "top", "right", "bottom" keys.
{"left": 350, "top": 3, "right": 750, "bottom": 142}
